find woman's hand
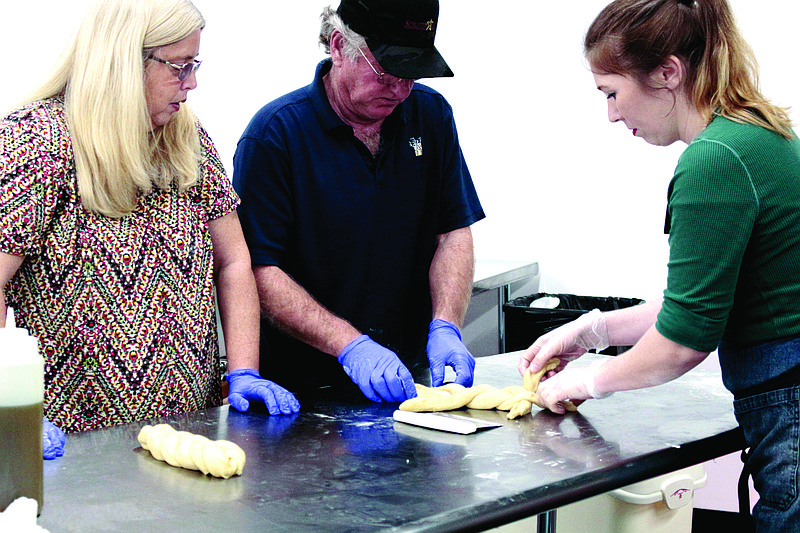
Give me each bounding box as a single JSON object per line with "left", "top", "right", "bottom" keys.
{"left": 518, "top": 309, "right": 609, "bottom": 377}
{"left": 537, "top": 359, "right": 613, "bottom": 414}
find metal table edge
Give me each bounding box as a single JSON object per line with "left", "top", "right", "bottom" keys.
{"left": 386, "top": 426, "right": 746, "bottom": 533}
{"left": 472, "top": 262, "right": 540, "bottom": 295}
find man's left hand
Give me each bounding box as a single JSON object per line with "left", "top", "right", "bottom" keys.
{"left": 426, "top": 319, "right": 475, "bottom": 387}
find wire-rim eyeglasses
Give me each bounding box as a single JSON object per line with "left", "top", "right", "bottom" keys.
{"left": 149, "top": 55, "right": 202, "bottom": 82}
{"left": 357, "top": 47, "right": 415, "bottom": 88}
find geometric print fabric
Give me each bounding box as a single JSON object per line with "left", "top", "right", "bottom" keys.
{"left": 0, "top": 98, "right": 238, "bottom": 432}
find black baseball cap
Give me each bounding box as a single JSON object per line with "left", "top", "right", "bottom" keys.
{"left": 338, "top": 0, "right": 454, "bottom": 79}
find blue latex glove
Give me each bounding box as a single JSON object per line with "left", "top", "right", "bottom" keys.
{"left": 426, "top": 319, "right": 476, "bottom": 387}
{"left": 227, "top": 368, "right": 301, "bottom": 415}
{"left": 42, "top": 417, "right": 65, "bottom": 460}
{"left": 337, "top": 335, "right": 417, "bottom": 403}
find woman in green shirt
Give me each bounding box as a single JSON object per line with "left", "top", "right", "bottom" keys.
{"left": 519, "top": 0, "right": 800, "bottom": 530}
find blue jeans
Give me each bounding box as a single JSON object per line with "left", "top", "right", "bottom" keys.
{"left": 734, "top": 385, "right": 800, "bottom": 532}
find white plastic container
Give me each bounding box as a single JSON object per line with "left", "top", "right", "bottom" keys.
{"left": 489, "top": 465, "right": 706, "bottom": 533}
{"left": 556, "top": 464, "right": 707, "bottom": 533}
{"left": 0, "top": 309, "right": 44, "bottom": 515}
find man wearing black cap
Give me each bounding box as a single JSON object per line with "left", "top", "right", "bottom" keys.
{"left": 233, "top": 0, "right": 485, "bottom": 404}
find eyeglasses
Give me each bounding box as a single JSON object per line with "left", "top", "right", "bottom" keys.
{"left": 357, "top": 47, "right": 415, "bottom": 88}
{"left": 149, "top": 55, "right": 202, "bottom": 81}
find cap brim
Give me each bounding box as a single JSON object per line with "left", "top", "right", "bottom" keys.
{"left": 366, "top": 39, "right": 454, "bottom": 79}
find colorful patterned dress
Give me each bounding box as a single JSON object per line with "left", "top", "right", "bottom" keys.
{"left": 0, "top": 97, "right": 239, "bottom": 432}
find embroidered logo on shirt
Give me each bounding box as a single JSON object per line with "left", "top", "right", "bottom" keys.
{"left": 409, "top": 137, "right": 423, "bottom": 157}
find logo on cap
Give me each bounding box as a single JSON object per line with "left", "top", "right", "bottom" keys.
{"left": 405, "top": 19, "right": 435, "bottom": 31}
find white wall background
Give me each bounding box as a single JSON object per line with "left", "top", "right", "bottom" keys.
{"left": 2, "top": 0, "right": 797, "bottom": 303}
{"left": 1, "top": 0, "right": 797, "bottom": 512}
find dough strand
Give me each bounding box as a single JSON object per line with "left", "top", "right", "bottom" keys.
{"left": 399, "top": 358, "right": 576, "bottom": 419}
{"left": 137, "top": 423, "right": 246, "bottom": 479}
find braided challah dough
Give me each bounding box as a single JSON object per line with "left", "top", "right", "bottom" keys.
{"left": 137, "top": 423, "right": 246, "bottom": 479}
{"left": 399, "top": 358, "right": 576, "bottom": 419}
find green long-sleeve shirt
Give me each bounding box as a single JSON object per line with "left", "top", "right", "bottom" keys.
{"left": 657, "top": 116, "right": 800, "bottom": 358}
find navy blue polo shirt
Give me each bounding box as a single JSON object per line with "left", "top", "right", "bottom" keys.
{"left": 233, "top": 60, "right": 485, "bottom": 396}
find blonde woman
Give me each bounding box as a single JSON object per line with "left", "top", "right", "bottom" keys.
{"left": 0, "top": 0, "right": 300, "bottom": 451}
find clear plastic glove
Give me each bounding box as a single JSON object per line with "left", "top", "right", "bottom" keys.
{"left": 518, "top": 309, "right": 609, "bottom": 376}
{"left": 227, "top": 368, "right": 301, "bottom": 415}
{"left": 42, "top": 417, "right": 65, "bottom": 460}
{"left": 337, "top": 335, "right": 417, "bottom": 403}
{"left": 538, "top": 359, "right": 613, "bottom": 414}
{"left": 426, "top": 319, "right": 475, "bottom": 387}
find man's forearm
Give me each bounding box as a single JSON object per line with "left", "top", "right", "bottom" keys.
{"left": 429, "top": 227, "right": 475, "bottom": 327}
{"left": 253, "top": 265, "right": 361, "bottom": 357}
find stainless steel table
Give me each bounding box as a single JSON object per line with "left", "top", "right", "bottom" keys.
{"left": 38, "top": 353, "right": 744, "bottom": 532}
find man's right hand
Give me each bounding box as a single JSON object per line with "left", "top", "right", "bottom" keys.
{"left": 337, "top": 335, "right": 417, "bottom": 403}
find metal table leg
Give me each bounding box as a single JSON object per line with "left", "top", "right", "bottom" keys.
{"left": 537, "top": 510, "right": 557, "bottom": 533}
{"left": 498, "top": 283, "right": 510, "bottom": 353}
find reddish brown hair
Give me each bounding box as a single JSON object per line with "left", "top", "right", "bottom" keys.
{"left": 585, "top": 0, "right": 793, "bottom": 138}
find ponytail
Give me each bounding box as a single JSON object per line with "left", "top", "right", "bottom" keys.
{"left": 692, "top": 0, "right": 792, "bottom": 136}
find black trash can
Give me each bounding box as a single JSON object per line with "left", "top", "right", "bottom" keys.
{"left": 503, "top": 293, "right": 645, "bottom": 355}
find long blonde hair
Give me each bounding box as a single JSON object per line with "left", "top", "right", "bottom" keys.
{"left": 24, "top": 0, "right": 206, "bottom": 218}
{"left": 585, "top": 0, "right": 793, "bottom": 139}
